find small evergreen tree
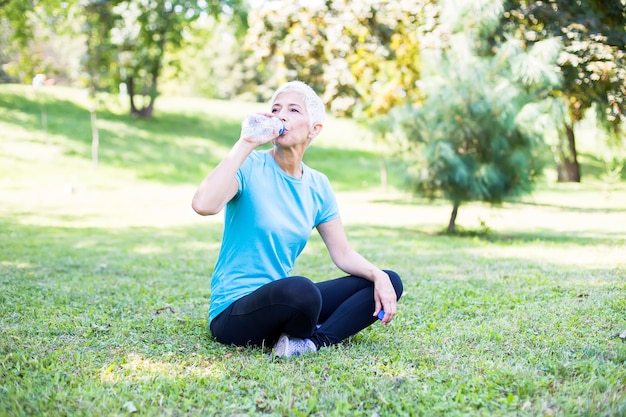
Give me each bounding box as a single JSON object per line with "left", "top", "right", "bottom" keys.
{"left": 392, "top": 0, "right": 562, "bottom": 232}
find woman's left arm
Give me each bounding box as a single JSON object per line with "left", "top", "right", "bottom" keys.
{"left": 316, "top": 217, "right": 398, "bottom": 324}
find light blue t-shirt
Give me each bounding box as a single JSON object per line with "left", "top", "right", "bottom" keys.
{"left": 208, "top": 150, "right": 339, "bottom": 323}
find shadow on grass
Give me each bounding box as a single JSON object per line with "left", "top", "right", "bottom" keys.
{"left": 0, "top": 89, "right": 382, "bottom": 189}
{"left": 512, "top": 201, "right": 626, "bottom": 213}
{"left": 579, "top": 151, "right": 626, "bottom": 182}
{"left": 345, "top": 224, "right": 623, "bottom": 251}
{"left": 438, "top": 227, "right": 626, "bottom": 245}
{"left": 373, "top": 196, "right": 626, "bottom": 214}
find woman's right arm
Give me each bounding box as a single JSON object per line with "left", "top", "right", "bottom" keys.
{"left": 191, "top": 139, "right": 257, "bottom": 216}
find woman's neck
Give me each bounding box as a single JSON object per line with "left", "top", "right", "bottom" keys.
{"left": 270, "top": 147, "right": 304, "bottom": 178}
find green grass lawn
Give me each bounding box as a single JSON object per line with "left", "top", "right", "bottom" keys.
{"left": 1, "top": 84, "right": 625, "bottom": 416}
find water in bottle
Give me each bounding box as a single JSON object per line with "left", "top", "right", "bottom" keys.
{"left": 241, "top": 114, "right": 285, "bottom": 141}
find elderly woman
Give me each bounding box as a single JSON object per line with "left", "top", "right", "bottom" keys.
{"left": 192, "top": 81, "right": 403, "bottom": 357}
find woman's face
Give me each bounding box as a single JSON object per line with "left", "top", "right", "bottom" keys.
{"left": 271, "top": 91, "right": 320, "bottom": 149}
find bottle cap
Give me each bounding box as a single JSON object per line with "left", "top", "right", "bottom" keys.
{"left": 272, "top": 117, "right": 285, "bottom": 135}
{"left": 377, "top": 310, "right": 385, "bottom": 320}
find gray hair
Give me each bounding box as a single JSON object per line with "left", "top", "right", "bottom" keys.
{"left": 270, "top": 81, "right": 326, "bottom": 128}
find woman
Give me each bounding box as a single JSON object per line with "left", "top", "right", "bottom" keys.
{"left": 192, "top": 81, "right": 403, "bottom": 357}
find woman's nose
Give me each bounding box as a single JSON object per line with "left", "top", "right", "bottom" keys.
{"left": 276, "top": 108, "right": 288, "bottom": 121}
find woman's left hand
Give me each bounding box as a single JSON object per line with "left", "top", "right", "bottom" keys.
{"left": 373, "top": 272, "right": 397, "bottom": 325}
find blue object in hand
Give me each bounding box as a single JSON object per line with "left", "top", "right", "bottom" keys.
{"left": 377, "top": 310, "right": 385, "bottom": 320}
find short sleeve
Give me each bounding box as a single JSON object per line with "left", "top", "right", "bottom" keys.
{"left": 234, "top": 151, "right": 258, "bottom": 198}
{"left": 314, "top": 174, "right": 340, "bottom": 226}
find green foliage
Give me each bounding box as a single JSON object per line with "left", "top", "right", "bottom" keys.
{"left": 159, "top": 17, "right": 245, "bottom": 100}
{"left": 0, "top": 0, "right": 38, "bottom": 45}
{"left": 82, "top": 0, "right": 122, "bottom": 94}
{"left": 0, "top": 19, "right": 17, "bottom": 82}
{"left": 244, "top": 0, "right": 434, "bottom": 117}
{"left": 396, "top": 64, "right": 539, "bottom": 202}
{"left": 1, "top": 0, "right": 248, "bottom": 117}
{"left": 499, "top": 0, "right": 626, "bottom": 181}
{"left": 0, "top": 0, "right": 78, "bottom": 84}
{"left": 501, "top": 0, "right": 626, "bottom": 126}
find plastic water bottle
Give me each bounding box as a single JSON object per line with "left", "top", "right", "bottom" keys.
{"left": 241, "top": 114, "right": 285, "bottom": 141}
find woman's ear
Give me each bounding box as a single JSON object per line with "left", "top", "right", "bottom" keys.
{"left": 306, "top": 123, "right": 323, "bottom": 148}
{"left": 309, "top": 122, "right": 323, "bottom": 139}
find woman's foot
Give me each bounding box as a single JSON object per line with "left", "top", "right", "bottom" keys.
{"left": 273, "top": 333, "right": 317, "bottom": 357}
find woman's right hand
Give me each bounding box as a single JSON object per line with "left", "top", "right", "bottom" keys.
{"left": 240, "top": 113, "right": 283, "bottom": 147}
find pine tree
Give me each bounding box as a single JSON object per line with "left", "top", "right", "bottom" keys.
{"left": 392, "top": 0, "right": 562, "bottom": 232}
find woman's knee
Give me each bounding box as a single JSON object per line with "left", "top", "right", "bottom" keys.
{"left": 383, "top": 270, "right": 403, "bottom": 300}
{"left": 273, "top": 276, "right": 322, "bottom": 310}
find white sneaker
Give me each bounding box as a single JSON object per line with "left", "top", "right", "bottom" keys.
{"left": 273, "top": 333, "right": 317, "bottom": 357}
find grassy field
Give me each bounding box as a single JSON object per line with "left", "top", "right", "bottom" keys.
{"left": 1, "top": 84, "right": 625, "bottom": 416}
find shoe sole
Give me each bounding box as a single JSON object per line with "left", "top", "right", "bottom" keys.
{"left": 273, "top": 334, "right": 289, "bottom": 357}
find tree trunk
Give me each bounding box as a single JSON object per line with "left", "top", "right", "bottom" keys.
{"left": 126, "top": 76, "right": 155, "bottom": 118}
{"left": 378, "top": 156, "right": 388, "bottom": 191}
{"left": 447, "top": 201, "right": 460, "bottom": 233}
{"left": 557, "top": 122, "right": 581, "bottom": 182}
{"left": 127, "top": 76, "right": 138, "bottom": 116}
{"left": 126, "top": 74, "right": 158, "bottom": 118}
{"left": 90, "top": 108, "right": 99, "bottom": 169}
{"left": 126, "top": 20, "right": 165, "bottom": 120}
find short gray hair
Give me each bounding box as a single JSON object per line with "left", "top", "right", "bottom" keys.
{"left": 270, "top": 81, "right": 326, "bottom": 128}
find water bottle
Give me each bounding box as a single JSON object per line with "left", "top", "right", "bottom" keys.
{"left": 241, "top": 114, "right": 285, "bottom": 141}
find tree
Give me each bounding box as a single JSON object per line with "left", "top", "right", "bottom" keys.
{"left": 390, "top": 0, "right": 561, "bottom": 233}
{"left": 159, "top": 15, "right": 247, "bottom": 99}
{"left": 108, "top": 0, "right": 246, "bottom": 118}
{"left": 0, "top": 0, "right": 75, "bottom": 84}
{"left": 0, "top": 0, "right": 38, "bottom": 45}
{"left": 0, "top": 19, "right": 17, "bottom": 82}
{"left": 1, "top": 0, "right": 247, "bottom": 118}
{"left": 499, "top": 0, "right": 626, "bottom": 182}
{"left": 244, "top": 0, "right": 435, "bottom": 117}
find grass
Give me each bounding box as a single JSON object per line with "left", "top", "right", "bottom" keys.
{"left": 1, "top": 84, "right": 625, "bottom": 416}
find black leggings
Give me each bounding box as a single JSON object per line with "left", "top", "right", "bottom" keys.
{"left": 209, "top": 270, "right": 403, "bottom": 349}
